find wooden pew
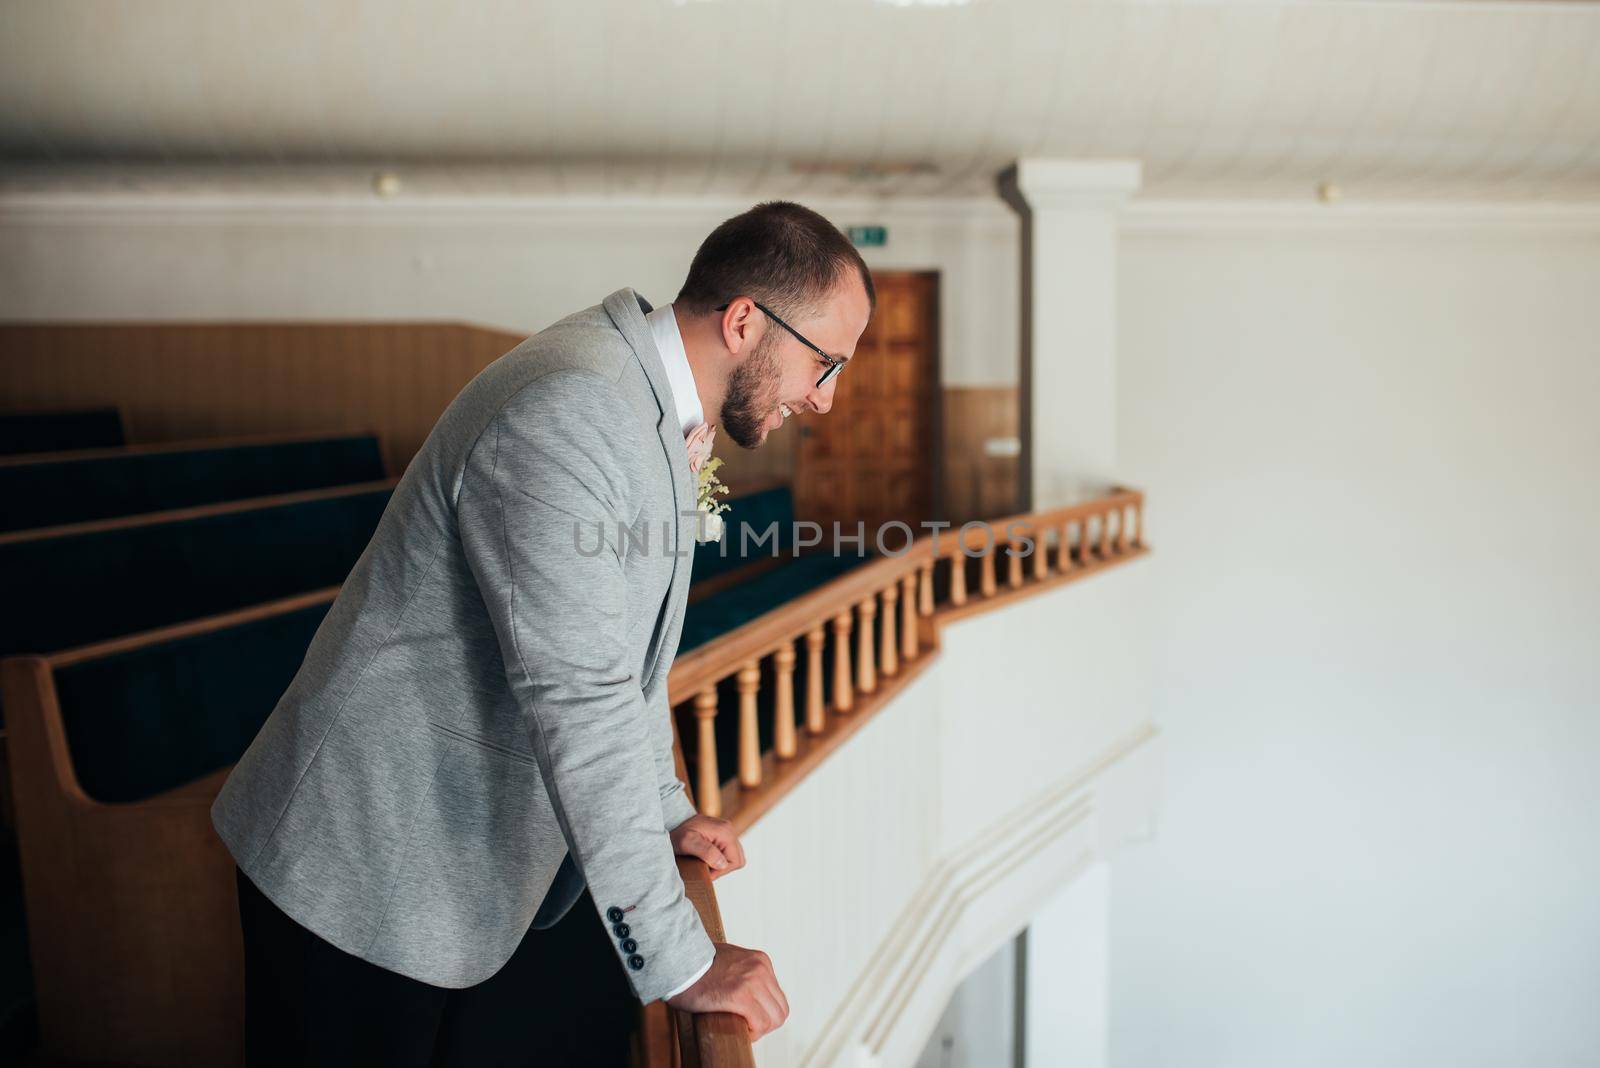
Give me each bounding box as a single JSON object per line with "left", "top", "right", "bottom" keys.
{"left": 1, "top": 588, "right": 339, "bottom": 1067}
{"left": 3, "top": 580, "right": 756, "bottom": 1068}
{"left": 0, "top": 480, "right": 391, "bottom": 826}
{"left": 0, "top": 430, "right": 387, "bottom": 534}
{"left": 0, "top": 480, "right": 394, "bottom": 660}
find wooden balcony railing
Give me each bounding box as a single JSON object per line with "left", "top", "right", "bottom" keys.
{"left": 643, "top": 486, "right": 1147, "bottom": 1065}
{"left": 669, "top": 540, "right": 937, "bottom": 828}
{"left": 937, "top": 487, "right": 1145, "bottom": 617}
{"left": 666, "top": 487, "right": 1145, "bottom": 832}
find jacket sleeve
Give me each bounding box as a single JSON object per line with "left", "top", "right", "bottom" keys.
{"left": 456, "top": 370, "right": 715, "bottom": 1003}
{"left": 648, "top": 671, "right": 699, "bottom": 833}
{"left": 641, "top": 548, "right": 698, "bottom": 832}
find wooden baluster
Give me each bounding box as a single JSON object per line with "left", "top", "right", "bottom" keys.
{"left": 1097, "top": 509, "right": 1110, "bottom": 558}
{"left": 949, "top": 553, "right": 968, "bottom": 606}
{"left": 1130, "top": 500, "right": 1143, "bottom": 548}
{"left": 1033, "top": 526, "right": 1050, "bottom": 581}
{"left": 856, "top": 597, "right": 877, "bottom": 695}
{"left": 773, "top": 641, "right": 797, "bottom": 759}
{"left": 693, "top": 689, "right": 721, "bottom": 817}
{"left": 1115, "top": 504, "right": 1130, "bottom": 554}
{"left": 737, "top": 660, "right": 761, "bottom": 788}
{"left": 880, "top": 584, "right": 899, "bottom": 677}
{"left": 1007, "top": 536, "right": 1024, "bottom": 589}
{"left": 831, "top": 612, "right": 854, "bottom": 713}
{"left": 918, "top": 562, "right": 935, "bottom": 616}
{"left": 1077, "top": 517, "right": 1093, "bottom": 565}
{"left": 1060, "top": 521, "right": 1074, "bottom": 571}
{"left": 900, "top": 572, "right": 918, "bottom": 659}
{"left": 805, "top": 626, "right": 827, "bottom": 734}
{"left": 980, "top": 543, "right": 997, "bottom": 598}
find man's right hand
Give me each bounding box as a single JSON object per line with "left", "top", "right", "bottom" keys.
{"left": 665, "top": 941, "right": 790, "bottom": 1041}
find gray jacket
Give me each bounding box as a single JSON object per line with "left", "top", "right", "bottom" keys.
{"left": 212, "top": 288, "right": 714, "bottom": 1001}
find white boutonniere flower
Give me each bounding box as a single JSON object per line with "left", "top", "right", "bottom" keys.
{"left": 685, "top": 422, "right": 730, "bottom": 544}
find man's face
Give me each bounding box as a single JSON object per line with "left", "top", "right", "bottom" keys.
{"left": 722, "top": 278, "right": 873, "bottom": 450}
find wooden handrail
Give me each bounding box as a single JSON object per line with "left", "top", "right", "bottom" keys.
{"left": 660, "top": 719, "right": 757, "bottom": 1067}
{"left": 668, "top": 543, "right": 932, "bottom": 702}
{"left": 672, "top": 855, "right": 756, "bottom": 1068}
{"left": 929, "top": 486, "right": 1144, "bottom": 558}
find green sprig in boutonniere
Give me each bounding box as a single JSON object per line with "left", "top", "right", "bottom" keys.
{"left": 685, "top": 422, "right": 731, "bottom": 544}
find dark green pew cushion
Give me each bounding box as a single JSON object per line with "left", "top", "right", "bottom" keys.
{"left": 680, "top": 551, "right": 871, "bottom": 653}
{"left": 0, "top": 487, "right": 390, "bottom": 656}
{"left": 55, "top": 600, "right": 331, "bottom": 804}
{"left": 0, "top": 409, "right": 123, "bottom": 458}
{"left": 0, "top": 433, "right": 385, "bottom": 534}
{"left": 689, "top": 486, "right": 796, "bottom": 586}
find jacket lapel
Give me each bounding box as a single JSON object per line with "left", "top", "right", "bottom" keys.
{"left": 602, "top": 287, "right": 695, "bottom": 635}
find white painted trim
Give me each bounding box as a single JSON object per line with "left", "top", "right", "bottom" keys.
{"left": 1122, "top": 198, "right": 1600, "bottom": 236}
{"left": 0, "top": 191, "right": 1017, "bottom": 230}
{"left": 803, "top": 724, "right": 1161, "bottom": 1068}
{"left": 1014, "top": 159, "right": 1144, "bottom": 213}
{"left": 5, "top": 186, "right": 1597, "bottom": 236}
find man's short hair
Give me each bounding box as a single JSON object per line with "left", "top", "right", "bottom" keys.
{"left": 675, "top": 200, "right": 876, "bottom": 322}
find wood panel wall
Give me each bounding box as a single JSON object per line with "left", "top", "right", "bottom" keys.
{"left": 0, "top": 322, "right": 812, "bottom": 490}
{"left": 710, "top": 418, "right": 799, "bottom": 495}
{"left": 941, "top": 386, "right": 1020, "bottom": 524}
{"left": 0, "top": 324, "right": 999, "bottom": 518}
{"left": 672, "top": 383, "right": 1013, "bottom": 526}
{"left": 0, "top": 323, "right": 524, "bottom": 477}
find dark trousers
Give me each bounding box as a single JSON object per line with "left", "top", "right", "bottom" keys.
{"left": 235, "top": 868, "right": 636, "bottom": 1067}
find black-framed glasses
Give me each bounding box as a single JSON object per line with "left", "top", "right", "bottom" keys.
{"left": 715, "top": 300, "right": 847, "bottom": 389}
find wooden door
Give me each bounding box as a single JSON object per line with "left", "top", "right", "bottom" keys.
{"left": 794, "top": 271, "right": 939, "bottom": 541}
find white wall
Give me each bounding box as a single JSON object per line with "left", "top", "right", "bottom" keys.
{"left": 0, "top": 193, "right": 1018, "bottom": 387}
{"left": 8, "top": 184, "right": 1597, "bottom": 1065}
{"left": 1107, "top": 209, "right": 1600, "bottom": 1068}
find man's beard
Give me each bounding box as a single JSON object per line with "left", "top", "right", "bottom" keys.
{"left": 720, "top": 328, "right": 784, "bottom": 449}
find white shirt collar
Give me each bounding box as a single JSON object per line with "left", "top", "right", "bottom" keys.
{"left": 645, "top": 302, "right": 705, "bottom": 438}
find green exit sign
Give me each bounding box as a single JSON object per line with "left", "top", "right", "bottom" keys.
{"left": 847, "top": 225, "right": 887, "bottom": 248}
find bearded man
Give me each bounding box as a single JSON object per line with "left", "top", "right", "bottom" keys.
{"left": 212, "top": 200, "right": 874, "bottom": 1064}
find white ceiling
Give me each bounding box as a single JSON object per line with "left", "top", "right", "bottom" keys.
{"left": 2, "top": 0, "right": 1598, "bottom": 201}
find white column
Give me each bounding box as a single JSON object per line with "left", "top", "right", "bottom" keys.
{"left": 1024, "top": 862, "right": 1110, "bottom": 1068}
{"left": 1005, "top": 159, "right": 1142, "bottom": 510}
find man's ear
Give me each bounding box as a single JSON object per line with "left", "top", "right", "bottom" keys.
{"left": 718, "top": 300, "right": 761, "bottom": 360}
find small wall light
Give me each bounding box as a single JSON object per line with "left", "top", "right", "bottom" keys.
{"left": 372, "top": 171, "right": 403, "bottom": 198}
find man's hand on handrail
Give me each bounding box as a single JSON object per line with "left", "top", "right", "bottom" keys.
{"left": 670, "top": 814, "right": 747, "bottom": 880}
{"left": 666, "top": 942, "right": 790, "bottom": 1041}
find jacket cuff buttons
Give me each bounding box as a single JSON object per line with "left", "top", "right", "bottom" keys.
{"left": 608, "top": 905, "right": 645, "bottom": 970}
